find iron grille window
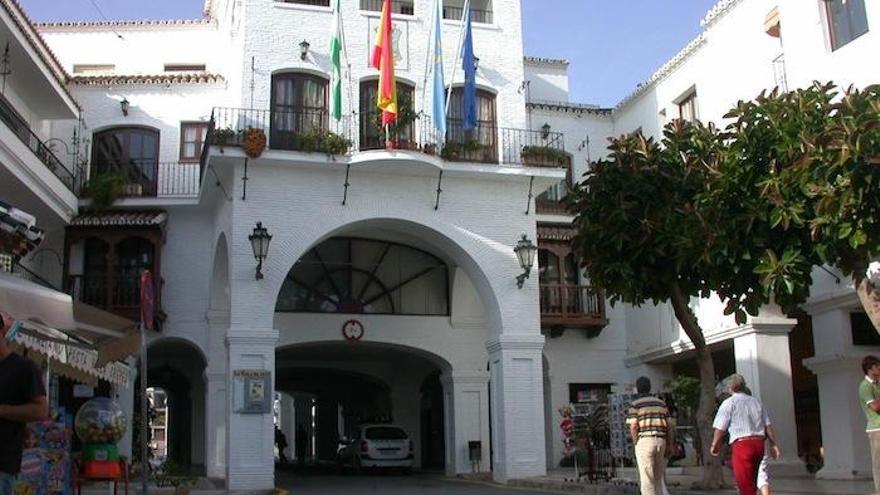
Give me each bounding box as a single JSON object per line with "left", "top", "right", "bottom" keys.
{"left": 277, "top": 0, "right": 330, "bottom": 6}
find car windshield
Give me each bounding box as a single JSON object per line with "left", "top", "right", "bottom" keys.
{"left": 364, "top": 426, "right": 408, "bottom": 440}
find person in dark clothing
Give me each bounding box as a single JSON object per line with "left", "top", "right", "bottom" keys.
{"left": 0, "top": 312, "right": 49, "bottom": 495}
{"left": 275, "top": 425, "right": 289, "bottom": 464}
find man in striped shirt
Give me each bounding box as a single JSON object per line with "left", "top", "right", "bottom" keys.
{"left": 626, "top": 377, "right": 673, "bottom": 495}
{"left": 710, "top": 374, "right": 781, "bottom": 495}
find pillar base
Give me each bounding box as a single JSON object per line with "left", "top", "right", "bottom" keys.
{"left": 815, "top": 467, "right": 873, "bottom": 480}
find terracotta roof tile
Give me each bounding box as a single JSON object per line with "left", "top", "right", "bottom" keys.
{"left": 35, "top": 18, "right": 212, "bottom": 29}
{"left": 71, "top": 73, "right": 225, "bottom": 86}
{"left": 70, "top": 210, "right": 167, "bottom": 228}
{"left": 537, "top": 224, "right": 576, "bottom": 242}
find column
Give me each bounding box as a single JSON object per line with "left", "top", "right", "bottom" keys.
{"left": 115, "top": 363, "right": 137, "bottom": 460}
{"left": 487, "top": 336, "right": 547, "bottom": 482}
{"left": 225, "top": 329, "right": 279, "bottom": 491}
{"left": 279, "top": 393, "right": 296, "bottom": 463}
{"left": 804, "top": 302, "right": 877, "bottom": 479}
{"left": 441, "top": 372, "right": 491, "bottom": 476}
{"left": 733, "top": 307, "right": 802, "bottom": 475}
{"left": 204, "top": 370, "right": 227, "bottom": 479}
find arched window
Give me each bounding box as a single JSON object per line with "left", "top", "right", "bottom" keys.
{"left": 91, "top": 127, "right": 160, "bottom": 196}
{"left": 359, "top": 80, "right": 415, "bottom": 150}
{"left": 276, "top": 237, "right": 449, "bottom": 316}
{"left": 271, "top": 72, "right": 329, "bottom": 150}
{"left": 447, "top": 87, "right": 497, "bottom": 163}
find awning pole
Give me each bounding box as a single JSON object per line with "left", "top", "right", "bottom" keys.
{"left": 140, "top": 322, "right": 148, "bottom": 495}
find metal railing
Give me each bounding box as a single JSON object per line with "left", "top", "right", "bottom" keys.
{"left": 539, "top": 285, "right": 604, "bottom": 321}
{"left": 501, "top": 127, "right": 567, "bottom": 168}
{"left": 772, "top": 53, "right": 788, "bottom": 92}
{"left": 84, "top": 161, "right": 200, "bottom": 200}
{"left": 157, "top": 162, "right": 201, "bottom": 197}
{"left": 360, "top": 0, "right": 414, "bottom": 14}
{"left": 0, "top": 258, "right": 60, "bottom": 291}
{"left": 0, "top": 92, "right": 79, "bottom": 194}
{"left": 68, "top": 273, "right": 143, "bottom": 309}
{"left": 206, "top": 107, "right": 571, "bottom": 170}
{"left": 276, "top": 0, "right": 329, "bottom": 6}
{"left": 442, "top": 5, "right": 493, "bottom": 23}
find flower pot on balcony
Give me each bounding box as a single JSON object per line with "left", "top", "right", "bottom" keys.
{"left": 423, "top": 143, "right": 436, "bottom": 156}
{"left": 242, "top": 127, "right": 267, "bottom": 158}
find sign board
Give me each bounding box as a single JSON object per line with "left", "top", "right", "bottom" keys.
{"left": 233, "top": 369, "right": 272, "bottom": 414}
{"left": 342, "top": 320, "right": 365, "bottom": 341}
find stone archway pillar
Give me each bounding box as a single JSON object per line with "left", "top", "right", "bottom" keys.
{"left": 441, "top": 372, "right": 491, "bottom": 476}
{"left": 205, "top": 370, "right": 227, "bottom": 478}
{"left": 225, "top": 328, "right": 279, "bottom": 491}
{"left": 488, "top": 335, "right": 547, "bottom": 482}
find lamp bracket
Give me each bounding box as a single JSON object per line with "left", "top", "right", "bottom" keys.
{"left": 524, "top": 176, "right": 534, "bottom": 215}
{"left": 342, "top": 163, "right": 352, "bottom": 205}
{"left": 433, "top": 171, "right": 444, "bottom": 211}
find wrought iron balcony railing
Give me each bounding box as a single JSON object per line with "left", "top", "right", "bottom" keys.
{"left": 442, "top": 5, "right": 493, "bottom": 23}
{"left": 0, "top": 92, "right": 80, "bottom": 195}
{"left": 204, "top": 107, "right": 568, "bottom": 169}
{"left": 85, "top": 162, "right": 201, "bottom": 200}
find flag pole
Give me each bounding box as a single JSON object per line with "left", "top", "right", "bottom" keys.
{"left": 420, "top": 0, "right": 438, "bottom": 114}
{"left": 444, "top": 0, "right": 471, "bottom": 118}
{"left": 139, "top": 320, "right": 148, "bottom": 495}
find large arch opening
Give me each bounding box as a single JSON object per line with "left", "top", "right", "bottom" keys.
{"left": 275, "top": 342, "right": 450, "bottom": 472}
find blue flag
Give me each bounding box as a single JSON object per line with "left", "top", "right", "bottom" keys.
{"left": 461, "top": 5, "right": 477, "bottom": 131}
{"left": 432, "top": 0, "right": 446, "bottom": 134}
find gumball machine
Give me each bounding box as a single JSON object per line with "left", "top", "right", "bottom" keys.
{"left": 74, "top": 398, "right": 127, "bottom": 478}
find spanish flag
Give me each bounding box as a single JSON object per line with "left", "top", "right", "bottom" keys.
{"left": 371, "top": 0, "right": 397, "bottom": 125}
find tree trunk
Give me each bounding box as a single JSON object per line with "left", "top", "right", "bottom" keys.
{"left": 671, "top": 283, "right": 724, "bottom": 490}
{"left": 855, "top": 274, "right": 880, "bottom": 334}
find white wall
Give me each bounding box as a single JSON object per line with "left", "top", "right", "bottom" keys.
{"left": 524, "top": 61, "right": 570, "bottom": 103}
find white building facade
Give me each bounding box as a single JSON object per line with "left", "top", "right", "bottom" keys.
{"left": 0, "top": 0, "right": 875, "bottom": 490}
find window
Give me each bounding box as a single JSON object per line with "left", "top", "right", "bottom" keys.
{"left": 270, "top": 72, "right": 328, "bottom": 150}
{"left": 678, "top": 91, "right": 698, "bottom": 123}
{"left": 72, "top": 64, "right": 115, "bottom": 75}
{"left": 825, "top": 0, "right": 869, "bottom": 50}
{"left": 442, "top": 0, "right": 493, "bottom": 23}
{"left": 164, "top": 64, "right": 207, "bottom": 72}
{"left": 276, "top": 0, "right": 330, "bottom": 6}
{"left": 535, "top": 158, "right": 573, "bottom": 214}
{"left": 359, "top": 80, "right": 415, "bottom": 150}
{"left": 91, "top": 127, "right": 160, "bottom": 196}
{"left": 447, "top": 87, "right": 497, "bottom": 163}
{"left": 179, "top": 122, "right": 208, "bottom": 162}
{"left": 360, "top": 0, "right": 414, "bottom": 15}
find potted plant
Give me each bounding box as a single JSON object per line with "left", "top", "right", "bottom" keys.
{"left": 242, "top": 127, "right": 267, "bottom": 158}
{"left": 83, "top": 170, "right": 127, "bottom": 210}
{"left": 295, "top": 128, "right": 352, "bottom": 156}
{"left": 212, "top": 127, "right": 237, "bottom": 148}
{"left": 521, "top": 145, "right": 569, "bottom": 167}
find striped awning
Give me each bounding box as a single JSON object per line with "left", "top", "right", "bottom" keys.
{"left": 0, "top": 200, "right": 44, "bottom": 259}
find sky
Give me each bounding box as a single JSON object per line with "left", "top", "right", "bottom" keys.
{"left": 19, "top": 0, "right": 720, "bottom": 107}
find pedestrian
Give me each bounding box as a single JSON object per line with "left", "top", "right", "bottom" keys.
{"left": 858, "top": 355, "right": 880, "bottom": 492}
{"left": 626, "top": 376, "right": 674, "bottom": 495}
{"left": 710, "top": 374, "right": 781, "bottom": 495}
{"left": 275, "top": 425, "right": 289, "bottom": 464}
{"left": 743, "top": 386, "right": 771, "bottom": 495}
{"left": 0, "top": 312, "right": 49, "bottom": 495}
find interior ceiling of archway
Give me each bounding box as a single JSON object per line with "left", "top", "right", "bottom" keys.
{"left": 276, "top": 341, "right": 449, "bottom": 371}
{"left": 146, "top": 340, "right": 207, "bottom": 368}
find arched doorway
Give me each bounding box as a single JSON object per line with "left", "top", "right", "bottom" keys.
{"left": 138, "top": 339, "right": 207, "bottom": 474}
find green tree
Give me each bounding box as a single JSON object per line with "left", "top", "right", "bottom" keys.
{"left": 717, "top": 83, "right": 880, "bottom": 330}
{"left": 569, "top": 120, "right": 731, "bottom": 488}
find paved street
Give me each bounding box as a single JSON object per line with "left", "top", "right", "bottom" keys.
{"left": 276, "top": 472, "right": 555, "bottom": 495}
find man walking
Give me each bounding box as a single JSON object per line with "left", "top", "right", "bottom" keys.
{"left": 0, "top": 312, "right": 48, "bottom": 495}
{"left": 710, "top": 374, "right": 781, "bottom": 495}
{"left": 626, "top": 376, "right": 673, "bottom": 495}
{"left": 858, "top": 355, "right": 880, "bottom": 491}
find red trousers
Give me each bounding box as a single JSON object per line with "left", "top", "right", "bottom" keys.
{"left": 731, "top": 438, "right": 765, "bottom": 495}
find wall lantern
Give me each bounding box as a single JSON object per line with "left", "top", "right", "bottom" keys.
{"left": 513, "top": 234, "right": 538, "bottom": 289}
{"left": 541, "top": 122, "right": 551, "bottom": 140}
{"left": 299, "top": 39, "right": 311, "bottom": 61}
{"left": 473, "top": 56, "right": 480, "bottom": 71}
{"left": 120, "top": 98, "right": 130, "bottom": 117}
{"left": 249, "top": 222, "right": 272, "bottom": 280}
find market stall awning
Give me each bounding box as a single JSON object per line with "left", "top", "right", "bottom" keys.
{"left": 0, "top": 271, "right": 138, "bottom": 386}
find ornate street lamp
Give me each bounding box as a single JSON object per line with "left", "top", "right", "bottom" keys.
{"left": 473, "top": 56, "right": 480, "bottom": 71}
{"left": 120, "top": 98, "right": 130, "bottom": 117}
{"left": 513, "top": 234, "right": 538, "bottom": 289}
{"left": 249, "top": 222, "right": 272, "bottom": 280}
{"left": 541, "top": 122, "right": 551, "bottom": 140}
{"left": 299, "top": 40, "right": 311, "bottom": 61}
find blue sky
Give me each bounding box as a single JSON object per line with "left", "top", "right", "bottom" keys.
{"left": 19, "top": 0, "right": 719, "bottom": 107}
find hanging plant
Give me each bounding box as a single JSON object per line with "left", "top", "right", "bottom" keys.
{"left": 242, "top": 127, "right": 267, "bottom": 158}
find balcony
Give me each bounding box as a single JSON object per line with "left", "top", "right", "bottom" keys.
{"left": 84, "top": 162, "right": 201, "bottom": 200}
{"left": 360, "top": 0, "right": 414, "bottom": 15}
{"left": 0, "top": 92, "right": 80, "bottom": 195}
{"left": 67, "top": 273, "right": 146, "bottom": 321}
{"left": 442, "top": 5, "right": 493, "bottom": 24}
{"left": 206, "top": 107, "right": 567, "bottom": 169}
{"left": 540, "top": 284, "right": 607, "bottom": 332}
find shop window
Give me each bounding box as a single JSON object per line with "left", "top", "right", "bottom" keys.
{"left": 825, "top": 0, "right": 869, "bottom": 50}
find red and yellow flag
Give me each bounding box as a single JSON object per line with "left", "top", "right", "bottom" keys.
{"left": 371, "top": 0, "right": 397, "bottom": 125}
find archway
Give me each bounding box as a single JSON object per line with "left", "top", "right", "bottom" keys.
{"left": 140, "top": 338, "right": 208, "bottom": 473}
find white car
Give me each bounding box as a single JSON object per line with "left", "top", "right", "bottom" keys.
{"left": 337, "top": 424, "right": 414, "bottom": 473}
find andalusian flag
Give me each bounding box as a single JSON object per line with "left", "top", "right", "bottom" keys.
{"left": 371, "top": 0, "right": 397, "bottom": 125}
{"left": 330, "top": 0, "right": 344, "bottom": 120}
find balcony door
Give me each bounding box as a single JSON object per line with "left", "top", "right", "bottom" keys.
{"left": 271, "top": 72, "right": 328, "bottom": 150}
{"left": 359, "top": 80, "right": 415, "bottom": 150}
{"left": 92, "top": 127, "right": 160, "bottom": 196}
{"left": 539, "top": 248, "right": 580, "bottom": 315}
{"left": 447, "top": 87, "right": 497, "bottom": 163}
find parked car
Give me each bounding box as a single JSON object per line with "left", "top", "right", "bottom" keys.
{"left": 337, "top": 424, "right": 414, "bottom": 473}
